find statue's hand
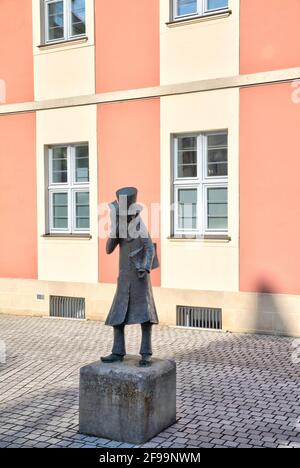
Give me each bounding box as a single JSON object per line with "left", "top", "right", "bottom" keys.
{"left": 137, "top": 269, "right": 147, "bottom": 279}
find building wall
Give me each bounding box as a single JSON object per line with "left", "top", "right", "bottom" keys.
{"left": 1, "top": 278, "right": 299, "bottom": 337}
{"left": 240, "top": 83, "right": 300, "bottom": 296}
{"left": 97, "top": 99, "right": 161, "bottom": 286}
{"left": 160, "top": 0, "right": 239, "bottom": 85}
{"left": 0, "top": 0, "right": 34, "bottom": 104}
{"left": 36, "top": 106, "right": 98, "bottom": 283}
{"left": 95, "top": 0, "right": 160, "bottom": 92}
{"left": 32, "top": 0, "right": 95, "bottom": 100}
{"left": 240, "top": 0, "right": 300, "bottom": 74}
{"left": 0, "top": 113, "right": 37, "bottom": 278}
{"left": 0, "top": 1, "right": 300, "bottom": 337}
{"left": 161, "top": 89, "right": 239, "bottom": 292}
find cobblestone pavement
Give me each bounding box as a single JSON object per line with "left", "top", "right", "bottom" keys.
{"left": 0, "top": 315, "right": 299, "bottom": 448}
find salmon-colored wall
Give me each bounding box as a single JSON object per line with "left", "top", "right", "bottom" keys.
{"left": 240, "top": 83, "right": 300, "bottom": 295}
{"left": 240, "top": 0, "right": 300, "bottom": 74}
{"left": 98, "top": 99, "right": 161, "bottom": 286}
{"left": 95, "top": 0, "right": 160, "bottom": 93}
{"left": 0, "top": 0, "right": 34, "bottom": 104}
{"left": 0, "top": 113, "right": 37, "bottom": 279}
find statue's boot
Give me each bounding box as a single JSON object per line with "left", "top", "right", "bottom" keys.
{"left": 139, "top": 354, "right": 152, "bottom": 367}
{"left": 101, "top": 353, "right": 124, "bottom": 363}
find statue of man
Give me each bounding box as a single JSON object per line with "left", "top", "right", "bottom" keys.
{"left": 101, "top": 187, "right": 159, "bottom": 367}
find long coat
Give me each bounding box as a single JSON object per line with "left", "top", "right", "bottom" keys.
{"left": 105, "top": 231, "right": 159, "bottom": 327}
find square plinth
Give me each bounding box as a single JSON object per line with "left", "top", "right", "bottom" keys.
{"left": 79, "top": 356, "right": 176, "bottom": 444}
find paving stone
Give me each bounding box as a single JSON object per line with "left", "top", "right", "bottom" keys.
{"left": 211, "top": 439, "right": 225, "bottom": 445}
{"left": 0, "top": 315, "right": 299, "bottom": 449}
{"left": 0, "top": 442, "right": 10, "bottom": 448}
{"left": 172, "top": 437, "right": 188, "bottom": 444}
{"left": 224, "top": 441, "right": 239, "bottom": 448}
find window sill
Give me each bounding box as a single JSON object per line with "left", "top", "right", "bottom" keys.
{"left": 168, "top": 235, "right": 231, "bottom": 242}
{"left": 166, "top": 10, "right": 232, "bottom": 27}
{"left": 42, "top": 233, "right": 92, "bottom": 240}
{"left": 38, "top": 36, "right": 88, "bottom": 50}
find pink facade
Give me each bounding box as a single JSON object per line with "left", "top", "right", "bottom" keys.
{"left": 0, "top": 0, "right": 34, "bottom": 104}
{"left": 239, "top": 0, "right": 300, "bottom": 295}
{"left": 95, "top": 0, "right": 160, "bottom": 93}
{"left": 98, "top": 99, "right": 161, "bottom": 287}
{"left": 240, "top": 0, "right": 300, "bottom": 74}
{"left": 240, "top": 83, "right": 300, "bottom": 295}
{"left": 0, "top": 113, "right": 37, "bottom": 279}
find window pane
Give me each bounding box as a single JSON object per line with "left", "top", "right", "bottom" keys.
{"left": 208, "top": 201, "right": 227, "bottom": 216}
{"left": 178, "top": 189, "right": 197, "bottom": 230}
{"left": 177, "top": 136, "right": 197, "bottom": 178}
{"left": 178, "top": 162, "right": 197, "bottom": 178}
{"left": 208, "top": 150, "right": 228, "bottom": 176}
{"left": 48, "top": 1, "right": 63, "bottom": 14}
{"left": 48, "top": 27, "right": 64, "bottom": 40}
{"left": 48, "top": 1, "right": 64, "bottom": 40}
{"left": 206, "top": 0, "right": 228, "bottom": 11}
{"left": 53, "top": 193, "right": 68, "bottom": 229}
{"left": 207, "top": 133, "right": 228, "bottom": 178}
{"left": 207, "top": 134, "right": 227, "bottom": 147}
{"left": 178, "top": 151, "right": 197, "bottom": 165}
{"left": 53, "top": 158, "right": 67, "bottom": 172}
{"left": 76, "top": 192, "right": 90, "bottom": 229}
{"left": 52, "top": 147, "right": 68, "bottom": 183}
{"left": 208, "top": 217, "right": 228, "bottom": 229}
{"left": 207, "top": 187, "right": 228, "bottom": 230}
{"left": 208, "top": 149, "right": 227, "bottom": 164}
{"left": 178, "top": 136, "right": 197, "bottom": 150}
{"left": 48, "top": 14, "right": 64, "bottom": 28}
{"left": 71, "top": 0, "right": 86, "bottom": 36}
{"left": 177, "top": 0, "right": 198, "bottom": 16}
{"left": 75, "top": 145, "right": 89, "bottom": 183}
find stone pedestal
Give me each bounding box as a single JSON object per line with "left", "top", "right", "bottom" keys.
{"left": 79, "top": 356, "right": 176, "bottom": 444}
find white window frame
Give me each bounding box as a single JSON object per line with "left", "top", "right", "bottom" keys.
{"left": 49, "top": 189, "right": 71, "bottom": 233}
{"left": 48, "top": 143, "right": 90, "bottom": 234}
{"left": 173, "top": 132, "right": 228, "bottom": 236}
{"left": 72, "top": 189, "right": 90, "bottom": 233}
{"left": 44, "top": 0, "right": 86, "bottom": 44}
{"left": 174, "top": 185, "right": 200, "bottom": 234}
{"left": 203, "top": 184, "right": 228, "bottom": 233}
{"left": 173, "top": 0, "right": 229, "bottom": 20}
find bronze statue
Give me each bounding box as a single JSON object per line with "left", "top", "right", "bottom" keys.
{"left": 101, "top": 187, "right": 159, "bottom": 367}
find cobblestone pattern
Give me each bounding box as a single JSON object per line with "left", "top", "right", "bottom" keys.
{"left": 0, "top": 315, "right": 299, "bottom": 448}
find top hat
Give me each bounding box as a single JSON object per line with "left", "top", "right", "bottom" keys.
{"left": 116, "top": 187, "right": 143, "bottom": 215}
{"left": 116, "top": 187, "right": 137, "bottom": 206}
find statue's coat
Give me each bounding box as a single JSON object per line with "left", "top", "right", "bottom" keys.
{"left": 105, "top": 228, "right": 159, "bottom": 327}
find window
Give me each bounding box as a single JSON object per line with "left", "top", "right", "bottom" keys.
{"left": 48, "top": 144, "right": 90, "bottom": 234}
{"left": 173, "top": 0, "right": 229, "bottom": 20}
{"left": 173, "top": 132, "right": 228, "bottom": 236}
{"left": 45, "top": 0, "right": 86, "bottom": 43}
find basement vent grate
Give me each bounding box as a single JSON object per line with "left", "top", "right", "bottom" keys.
{"left": 50, "top": 296, "right": 85, "bottom": 320}
{"left": 176, "top": 306, "right": 222, "bottom": 330}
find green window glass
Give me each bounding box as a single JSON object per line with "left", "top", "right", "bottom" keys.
{"left": 53, "top": 193, "right": 68, "bottom": 229}
{"left": 178, "top": 189, "right": 198, "bottom": 230}
{"left": 207, "top": 187, "right": 228, "bottom": 230}
{"left": 75, "top": 192, "right": 90, "bottom": 230}
{"left": 47, "top": 1, "right": 64, "bottom": 41}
